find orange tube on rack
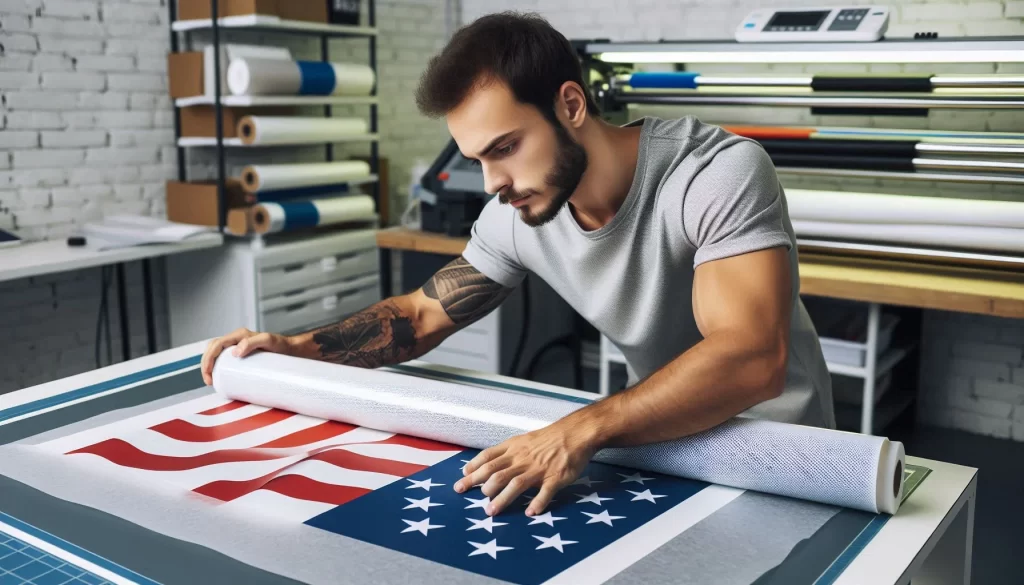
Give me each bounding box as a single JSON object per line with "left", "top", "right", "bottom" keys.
{"left": 721, "top": 125, "right": 815, "bottom": 140}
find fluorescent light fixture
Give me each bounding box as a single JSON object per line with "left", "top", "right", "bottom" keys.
{"left": 596, "top": 50, "right": 1024, "bottom": 64}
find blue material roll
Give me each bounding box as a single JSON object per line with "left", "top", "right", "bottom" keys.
{"left": 283, "top": 201, "right": 321, "bottom": 231}
{"left": 297, "top": 61, "right": 337, "bottom": 96}
{"left": 629, "top": 72, "right": 700, "bottom": 89}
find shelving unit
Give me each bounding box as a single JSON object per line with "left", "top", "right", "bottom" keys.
{"left": 580, "top": 35, "right": 1024, "bottom": 435}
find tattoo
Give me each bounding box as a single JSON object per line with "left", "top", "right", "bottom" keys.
{"left": 423, "top": 257, "right": 513, "bottom": 325}
{"left": 311, "top": 300, "right": 418, "bottom": 368}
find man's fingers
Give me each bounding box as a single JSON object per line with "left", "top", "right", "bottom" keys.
{"left": 526, "top": 482, "right": 559, "bottom": 517}
{"left": 480, "top": 466, "right": 524, "bottom": 499}
{"left": 234, "top": 333, "right": 272, "bottom": 358}
{"left": 462, "top": 445, "right": 506, "bottom": 477}
{"left": 488, "top": 472, "right": 535, "bottom": 517}
{"left": 455, "top": 454, "right": 511, "bottom": 493}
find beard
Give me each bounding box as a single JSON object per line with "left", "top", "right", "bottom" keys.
{"left": 498, "top": 119, "right": 587, "bottom": 227}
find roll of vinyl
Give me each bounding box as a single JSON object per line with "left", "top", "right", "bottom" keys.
{"left": 786, "top": 189, "right": 1024, "bottom": 229}
{"left": 212, "top": 350, "right": 906, "bottom": 514}
{"left": 792, "top": 220, "right": 1024, "bottom": 253}
{"left": 241, "top": 161, "right": 372, "bottom": 193}
{"left": 227, "top": 57, "right": 375, "bottom": 96}
{"left": 253, "top": 195, "right": 376, "bottom": 234}
{"left": 238, "top": 116, "right": 369, "bottom": 145}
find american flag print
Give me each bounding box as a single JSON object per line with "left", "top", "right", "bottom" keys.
{"left": 44, "top": 394, "right": 717, "bottom": 584}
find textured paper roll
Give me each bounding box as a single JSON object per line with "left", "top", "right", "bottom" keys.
{"left": 787, "top": 189, "right": 1024, "bottom": 229}
{"left": 253, "top": 195, "right": 376, "bottom": 234}
{"left": 238, "top": 116, "right": 369, "bottom": 145}
{"left": 212, "top": 350, "right": 906, "bottom": 514}
{"left": 241, "top": 161, "right": 372, "bottom": 193}
{"left": 793, "top": 220, "right": 1024, "bottom": 253}
{"left": 227, "top": 58, "right": 375, "bottom": 96}
{"left": 227, "top": 57, "right": 301, "bottom": 96}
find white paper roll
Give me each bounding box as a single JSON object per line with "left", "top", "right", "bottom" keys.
{"left": 238, "top": 116, "right": 369, "bottom": 145}
{"left": 227, "top": 57, "right": 301, "bottom": 96}
{"left": 329, "top": 62, "right": 376, "bottom": 96}
{"left": 253, "top": 195, "right": 377, "bottom": 234}
{"left": 793, "top": 220, "right": 1024, "bottom": 253}
{"left": 787, "top": 189, "right": 1024, "bottom": 229}
{"left": 212, "top": 350, "right": 906, "bottom": 514}
{"left": 241, "top": 161, "right": 372, "bottom": 193}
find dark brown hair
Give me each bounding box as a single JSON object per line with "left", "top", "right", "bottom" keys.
{"left": 415, "top": 11, "right": 600, "bottom": 124}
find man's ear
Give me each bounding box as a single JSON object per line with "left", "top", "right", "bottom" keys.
{"left": 558, "top": 81, "right": 588, "bottom": 129}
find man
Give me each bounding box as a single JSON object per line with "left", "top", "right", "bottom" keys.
{"left": 201, "top": 11, "right": 833, "bottom": 519}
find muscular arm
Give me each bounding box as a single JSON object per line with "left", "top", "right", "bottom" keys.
{"left": 289, "top": 257, "right": 513, "bottom": 368}
{"left": 565, "top": 246, "right": 793, "bottom": 448}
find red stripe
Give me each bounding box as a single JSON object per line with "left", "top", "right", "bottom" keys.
{"left": 193, "top": 447, "right": 426, "bottom": 502}
{"left": 262, "top": 475, "right": 370, "bottom": 506}
{"left": 67, "top": 438, "right": 285, "bottom": 471}
{"left": 255, "top": 420, "right": 357, "bottom": 448}
{"left": 370, "top": 433, "right": 460, "bottom": 452}
{"left": 150, "top": 409, "right": 293, "bottom": 442}
{"left": 197, "top": 401, "right": 248, "bottom": 415}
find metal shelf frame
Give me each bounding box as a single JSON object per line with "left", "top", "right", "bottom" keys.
{"left": 167, "top": 0, "right": 381, "bottom": 235}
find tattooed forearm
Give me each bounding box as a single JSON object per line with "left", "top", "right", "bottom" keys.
{"left": 309, "top": 299, "right": 419, "bottom": 368}
{"left": 422, "top": 257, "right": 513, "bottom": 325}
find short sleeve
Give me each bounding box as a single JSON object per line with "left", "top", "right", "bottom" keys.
{"left": 460, "top": 196, "right": 528, "bottom": 288}
{"left": 684, "top": 140, "right": 793, "bottom": 267}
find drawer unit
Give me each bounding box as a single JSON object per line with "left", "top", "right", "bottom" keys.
{"left": 262, "top": 274, "right": 380, "bottom": 334}
{"left": 258, "top": 229, "right": 378, "bottom": 298}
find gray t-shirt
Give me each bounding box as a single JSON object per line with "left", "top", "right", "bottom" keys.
{"left": 462, "top": 115, "right": 835, "bottom": 428}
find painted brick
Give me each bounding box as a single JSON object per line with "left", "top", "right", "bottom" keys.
{"left": 62, "top": 112, "right": 99, "bottom": 129}
{"left": 0, "top": 0, "right": 42, "bottom": 15}
{"left": 950, "top": 357, "right": 1012, "bottom": 383}
{"left": 0, "top": 53, "right": 32, "bottom": 71}
{"left": 950, "top": 393, "right": 1015, "bottom": 418}
{"left": 14, "top": 205, "right": 75, "bottom": 227}
{"left": 41, "top": 0, "right": 99, "bottom": 19}
{"left": 135, "top": 57, "right": 166, "bottom": 73}
{"left": 40, "top": 72, "right": 107, "bottom": 92}
{"left": 951, "top": 341, "right": 1023, "bottom": 364}
{"left": 16, "top": 188, "right": 50, "bottom": 208}
{"left": 51, "top": 185, "right": 113, "bottom": 206}
{"left": 30, "top": 54, "right": 75, "bottom": 72}
{"left": 41, "top": 131, "right": 107, "bottom": 148}
{"left": 2, "top": 32, "right": 38, "bottom": 52}
{"left": 100, "top": 2, "right": 163, "bottom": 23}
{"left": 104, "top": 38, "right": 167, "bottom": 56}
{"left": 5, "top": 91, "right": 78, "bottom": 112}
{"left": 951, "top": 410, "right": 1012, "bottom": 440}
{"left": 37, "top": 37, "right": 104, "bottom": 55}
{"left": 78, "top": 92, "right": 130, "bottom": 110}
{"left": 85, "top": 147, "right": 159, "bottom": 165}
{"left": 109, "top": 129, "right": 172, "bottom": 148}
{"left": 964, "top": 20, "right": 1024, "bottom": 36}
{"left": 974, "top": 380, "right": 1024, "bottom": 405}
{"left": 75, "top": 55, "right": 134, "bottom": 72}
{"left": 1014, "top": 419, "right": 1024, "bottom": 442}
{"left": 1, "top": 168, "right": 67, "bottom": 188}
{"left": 1008, "top": 1, "right": 1024, "bottom": 18}
{"left": 12, "top": 149, "right": 84, "bottom": 169}
{"left": 1014, "top": 367, "right": 1024, "bottom": 385}
{"left": 107, "top": 73, "right": 164, "bottom": 92}
{"left": 0, "top": 71, "right": 38, "bottom": 89}
{"left": 31, "top": 16, "right": 106, "bottom": 37}
{"left": 0, "top": 131, "right": 39, "bottom": 149}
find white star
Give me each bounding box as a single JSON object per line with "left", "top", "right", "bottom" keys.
{"left": 527, "top": 511, "right": 567, "bottom": 527}
{"left": 464, "top": 496, "right": 491, "bottom": 510}
{"left": 466, "top": 516, "right": 508, "bottom": 533}
{"left": 617, "top": 472, "right": 655, "bottom": 485}
{"left": 533, "top": 533, "right": 578, "bottom": 553}
{"left": 460, "top": 459, "right": 472, "bottom": 474}
{"left": 467, "top": 539, "right": 513, "bottom": 559}
{"left": 401, "top": 518, "right": 444, "bottom": 536}
{"left": 571, "top": 476, "right": 602, "bottom": 488}
{"left": 582, "top": 510, "right": 626, "bottom": 526}
{"left": 575, "top": 492, "right": 613, "bottom": 506}
{"left": 627, "top": 489, "right": 667, "bottom": 504}
{"left": 406, "top": 478, "right": 444, "bottom": 491}
{"left": 404, "top": 496, "right": 443, "bottom": 512}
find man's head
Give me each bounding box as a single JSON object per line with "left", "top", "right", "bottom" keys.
{"left": 415, "top": 12, "right": 598, "bottom": 227}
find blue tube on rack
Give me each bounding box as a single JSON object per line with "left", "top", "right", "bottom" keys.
{"left": 282, "top": 201, "right": 321, "bottom": 231}
{"left": 297, "top": 61, "right": 337, "bottom": 95}
{"left": 629, "top": 72, "right": 700, "bottom": 89}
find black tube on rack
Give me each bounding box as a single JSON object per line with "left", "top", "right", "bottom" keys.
{"left": 369, "top": 0, "right": 380, "bottom": 218}
{"left": 210, "top": 0, "right": 228, "bottom": 232}
{"left": 168, "top": 0, "right": 186, "bottom": 183}
{"left": 322, "top": 36, "right": 334, "bottom": 163}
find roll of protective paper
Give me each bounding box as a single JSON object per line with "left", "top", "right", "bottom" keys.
{"left": 793, "top": 220, "right": 1024, "bottom": 253}
{"left": 227, "top": 57, "right": 375, "bottom": 96}
{"left": 238, "top": 116, "right": 369, "bottom": 145}
{"left": 241, "top": 161, "right": 372, "bottom": 193}
{"left": 787, "top": 189, "right": 1024, "bottom": 229}
{"left": 253, "top": 195, "right": 376, "bottom": 234}
{"left": 211, "top": 350, "right": 906, "bottom": 514}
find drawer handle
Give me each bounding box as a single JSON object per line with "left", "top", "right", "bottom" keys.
{"left": 285, "top": 302, "right": 308, "bottom": 313}
{"left": 282, "top": 263, "right": 305, "bottom": 273}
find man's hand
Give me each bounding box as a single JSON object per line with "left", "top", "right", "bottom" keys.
{"left": 200, "top": 328, "right": 295, "bottom": 386}
{"left": 454, "top": 420, "right": 601, "bottom": 517}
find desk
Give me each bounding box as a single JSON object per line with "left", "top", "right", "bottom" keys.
{"left": 0, "top": 234, "right": 223, "bottom": 359}
{"left": 0, "top": 341, "right": 977, "bottom": 584}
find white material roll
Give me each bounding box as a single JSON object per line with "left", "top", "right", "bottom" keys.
{"left": 329, "top": 62, "right": 376, "bottom": 96}
{"left": 227, "top": 57, "right": 301, "bottom": 96}
{"left": 211, "top": 350, "right": 906, "bottom": 514}
{"left": 241, "top": 161, "right": 372, "bottom": 193}
{"left": 786, "top": 189, "right": 1024, "bottom": 229}
{"left": 253, "top": 195, "right": 377, "bottom": 234}
{"left": 238, "top": 116, "right": 369, "bottom": 145}
{"left": 793, "top": 220, "right": 1024, "bottom": 253}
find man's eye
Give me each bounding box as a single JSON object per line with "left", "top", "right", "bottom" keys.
{"left": 497, "top": 143, "right": 515, "bottom": 155}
